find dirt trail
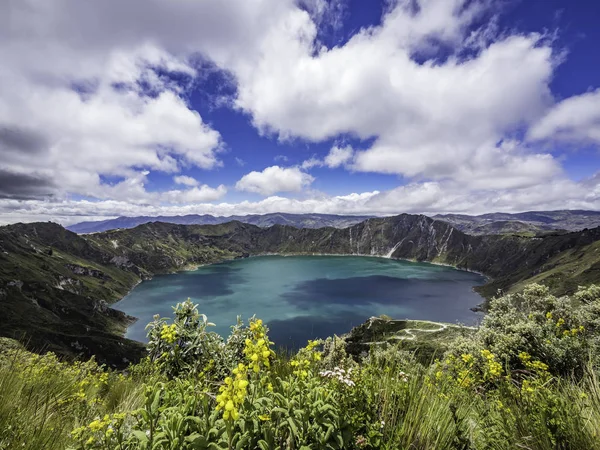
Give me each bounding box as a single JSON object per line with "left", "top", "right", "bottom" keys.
{"left": 363, "top": 321, "right": 476, "bottom": 345}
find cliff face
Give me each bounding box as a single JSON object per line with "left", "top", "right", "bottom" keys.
{"left": 2, "top": 214, "right": 600, "bottom": 364}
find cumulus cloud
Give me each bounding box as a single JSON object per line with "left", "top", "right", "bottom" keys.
{"left": 325, "top": 145, "right": 354, "bottom": 168}
{"left": 302, "top": 145, "right": 354, "bottom": 169}
{"left": 528, "top": 89, "right": 600, "bottom": 144}
{"left": 173, "top": 175, "right": 200, "bottom": 187}
{"left": 1, "top": 0, "right": 225, "bottom": 204}
{"left": 161, "top": 184, "right": 227, "bottom": 203}
{"left": 228, "top": 0, "right": 555, "bottom": 190}
{"left": 236, "top": 166, "right": 314, "bottom": 196}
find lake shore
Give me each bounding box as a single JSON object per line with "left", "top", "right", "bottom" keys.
{"left": 114, "top": 254, "right": 486, "bottom": 345}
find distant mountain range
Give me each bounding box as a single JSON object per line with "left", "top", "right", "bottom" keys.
{"left": 434, "top": 210, "right": 600, "bottom": 235}
{"left": 66, "top": 210, "right": 600, "bottom": 235}
{"left": 67, "top": 213, "right": 374, "bottom": 234}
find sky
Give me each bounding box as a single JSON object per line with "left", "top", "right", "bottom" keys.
{"left": 1, "top": 0, "right": 600, "bottom": 225}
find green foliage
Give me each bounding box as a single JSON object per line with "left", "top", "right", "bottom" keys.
{"left": 2, "top": 284, "right": 600, "bottom": 449}
{"left": 448, "top": 283, "right": 600, "bottom": 377}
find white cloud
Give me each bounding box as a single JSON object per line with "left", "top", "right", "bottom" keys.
{"left": 174, "top": 175, "right": 200, "bottom": 187}
{"left": 301, "top": 157, "right": 323, "bottom": 170}
{"left": 207, "top": 0, "right": 556, "bottom": 189}
{"left": 86, "top": 171, "right": 227, "bottom": 204}
{"left": 236, "top": 166, "right": 314, "bottom": 196}
{"left": 1, "top": 0, "right": 229, "bottom": 204}
{"left": 528, "top": 89, "right": 600, "bottom": 144}
{"left": 162, "top": 184, "right": 227, "bottom": 203}
{"left": 324, "top": 145, "right": 353, "bottom": 168}
{"left": 301, "top": 145, "right": 354, "bottom": 169}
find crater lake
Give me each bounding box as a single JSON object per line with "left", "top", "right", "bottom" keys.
{"left": 114, "top": 255, "right": 486, "bottom": 348}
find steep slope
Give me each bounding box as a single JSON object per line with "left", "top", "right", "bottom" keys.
{"left": 0, "top": 222, "right": 146, "bottom": 367}
{"left": 67, "top": 213, "right": 374, "bottom": 234}
{"left": 89, "top": 214, "right": 600, "bottom": 295}
{"left": 2, "top": 214, "right": 600, "bottom": 363}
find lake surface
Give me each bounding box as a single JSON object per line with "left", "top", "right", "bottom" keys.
{"left": 115, "top": 255, "right": 486, "bottom": 348}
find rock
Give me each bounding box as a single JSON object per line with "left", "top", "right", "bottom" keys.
{"left": 7, "top": 280, "right": 23, "bottom": 290}
{"left": 65, "top": 263, "right": 111, "bottom": 280}
{"left": 110, "top": 255, "right": 132, "bottom": 268}
{"left": 56, "top": 276, "right": 82, "bottom": 293}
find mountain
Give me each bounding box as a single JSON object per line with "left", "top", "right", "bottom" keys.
{"left": 435, "top": 210, "right": 600, "bottom": 235}
{"left": 67, "top": 213, "right": 375, "bottom": 234}
{"left": 2, "top": 214, "right": 600, "bottom": 365}
{"left": 69, "top": 210, "right": 600, "bottom": 235}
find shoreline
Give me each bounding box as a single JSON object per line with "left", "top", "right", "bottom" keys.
{"left": 113, "top": 252, "right": 489, "bottom": 340}
{"left": 247, "top": 251, "right": 490, "bottom": 279}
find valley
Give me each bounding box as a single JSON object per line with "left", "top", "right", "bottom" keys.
{"left": 2, "top": 213, "right": 600, "bottom": 365}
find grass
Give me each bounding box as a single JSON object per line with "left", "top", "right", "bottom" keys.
{"left": 510, "top": 240, "right": 600, "bottom": 295}
{"left": 3, "top": 346, "right": 600, "bottom": 450}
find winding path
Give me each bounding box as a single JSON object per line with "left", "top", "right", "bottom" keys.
{"left": 362, "top": 320, "right": 476, "bottom": 345}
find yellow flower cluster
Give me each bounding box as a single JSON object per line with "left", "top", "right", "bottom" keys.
{"left": 244, "top": 319, "right": 274, "bottom": 373}
{"left": 291, "top": 359, "right": 311, "bottom": 379}
{"left": 521, "top": 379, "right": 535, "bottom": 396}
{"left": 290, "top": 340, "right": 323, "bottom": 379}
{"left": 160, "top": 324, "right": 177, "bottom": 343}
{"left": 562, "top": 325, "right": 585, "bottom": 337}
{"left": 480, "top": 350, "right": 503, "bottom": 379}
{"left": 307, "top": 340, "right": 322, "bottom": 362}
{"left": 461, "top": 353, "right": 474, "bottom": 365}
{"left": 549, "top": 315, "right": 586, "bottom": 338}
{"left": 518, "top": 352, "right": 548, "bottom": 372}
{"left": 71, "top": 412, "right": 127, "bottom": 447}
{"left": 216, "top": 363, "right": 249, "bottom": 421}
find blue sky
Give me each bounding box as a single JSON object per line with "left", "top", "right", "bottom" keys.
{"left": 1, "top": 0, "right": 600, "bottom": 224}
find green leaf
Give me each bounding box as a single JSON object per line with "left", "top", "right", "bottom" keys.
{"left": 287, "top": 417, "right": 299, "bottom": 438}
{"left": 132, "top": 430, "right": 149, "bottom": 443}
{"left": 257, "top": 440, "right": 270, "bottom": 450}
{"left": 207, "top": 443, "right": 227, "bottom": 450}
{"left": 333, "top": 432, "right": 343, "bottom": 448}
{"left": 151, "top": 389, "right": 162, "bottom": 413}
{"left": 235, "top": 433, "right": 250, "bottom": 450}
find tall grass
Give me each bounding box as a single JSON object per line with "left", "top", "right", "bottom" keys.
{"left": 0, "top": 349, "right": 141, "bottom": 450}
{"left": 1, "top": 347, "right": 600, "bottom": 449}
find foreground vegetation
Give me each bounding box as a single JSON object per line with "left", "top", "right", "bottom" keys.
{"left": 2, "top": 284, "right": 600, "bottom": 449}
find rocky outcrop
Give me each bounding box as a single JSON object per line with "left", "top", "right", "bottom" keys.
{"left": 66, "top": 263, "right": 111, "bottom": 280}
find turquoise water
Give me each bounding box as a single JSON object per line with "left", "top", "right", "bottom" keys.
{"left": 114, "top": 255, "right": 485, "bottom": 348}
